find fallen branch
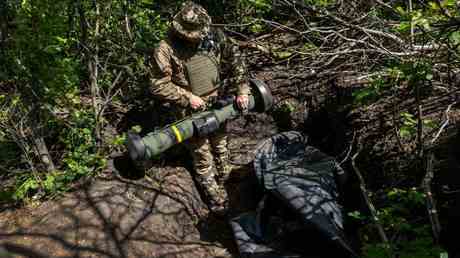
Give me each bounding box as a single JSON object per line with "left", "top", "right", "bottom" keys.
{"left": 430, "top": 102, "right": 456, "bottom": 144}
{"left": 339, "top": 131, "right": 356, "bottom": 165}
{"left": 418, "top": 102, "right": 456, "bottom": 242}
{"left": 321, "top": 9, "right": 406, "bottom": 46}
{"left": 374, "top": 0, "right": 397, "bottom": 13}
{"left": 313, "top": 48, "right": 420, "bottom": 57}
{"left": 421, "top": 151, "right": 442, "bottom": 243}
{"left": 415, "top": 83, "right": 424, "bottom": 158}
{"left": 352, "top": 149, "right": 394, "bottom": 257}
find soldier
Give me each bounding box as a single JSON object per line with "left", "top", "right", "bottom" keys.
{"left": 148, "top": 1, "right": 250, "bottom": 213}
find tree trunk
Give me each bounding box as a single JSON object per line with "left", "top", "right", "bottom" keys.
{"left": 30, "top": 103, "right": 56, "bottom": 172}
{"left": 123, "top": 0, "right": 132, "bottom": 40}
{"left": 78, "top": 0, "right": 88, "bottom": 60}
{"left": 90, "top": 0, "right": 102, "bottom": 147}
{"left": 33, "top": 137, "right": 55, "bottom": 172}
{"left": 0, "top": 0, "right": 7, "bottom": 48}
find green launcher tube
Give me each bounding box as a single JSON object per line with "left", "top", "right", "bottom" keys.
{"left": 126, "top": 79, "right": 273, "bottom": 161}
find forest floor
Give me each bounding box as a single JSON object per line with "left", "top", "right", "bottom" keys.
{"left": 0, "top": 116, "right": 277, "bottom": 258}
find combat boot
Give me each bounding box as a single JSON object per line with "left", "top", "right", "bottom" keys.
{"left": 196, "top": 173, "right": 228, "bottom": 215}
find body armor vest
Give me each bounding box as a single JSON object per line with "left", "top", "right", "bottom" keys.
{"left": 184, "top": 52, "right": 219, "bottom": 96}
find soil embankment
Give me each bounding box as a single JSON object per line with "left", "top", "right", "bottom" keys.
{"left": 0, "top": 117, "right": 276, "bottom": 258}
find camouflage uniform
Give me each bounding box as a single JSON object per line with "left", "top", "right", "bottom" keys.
{"left": 148, "top": 1, "right": 250, "bottom": 212}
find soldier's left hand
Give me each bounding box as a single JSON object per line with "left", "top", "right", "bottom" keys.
{"left": 236, "top": 95, "right": 249, "bottom": 110}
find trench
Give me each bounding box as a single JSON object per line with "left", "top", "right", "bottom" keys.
{"left": 113, "top": 85, "right": 366, "bottom": 254}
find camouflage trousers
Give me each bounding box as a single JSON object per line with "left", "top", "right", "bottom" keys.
{"left": 171, "top": 106, "right": 231, "bottom": 211}
{"left": 187, "top": 126, "right": 231, "bottom": 210}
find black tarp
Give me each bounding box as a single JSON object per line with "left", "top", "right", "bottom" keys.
{"left": 230, "top": 131, "right": 357, "bottom": 258}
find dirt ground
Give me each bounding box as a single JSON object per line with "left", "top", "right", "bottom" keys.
{"left": 0, "top": 117, "right": 277, "bottom": 258}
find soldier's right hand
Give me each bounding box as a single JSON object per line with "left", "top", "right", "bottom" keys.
{"left": 189, "top": 94, "right": 205, "bottom": 110}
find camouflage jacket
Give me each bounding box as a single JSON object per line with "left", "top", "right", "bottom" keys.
{"left": 148, "top": 29, "right": 250, "bottom": 108}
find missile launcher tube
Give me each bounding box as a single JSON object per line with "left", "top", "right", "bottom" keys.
{"left": 126, "top": 79, "right": 272, "bottom": 161}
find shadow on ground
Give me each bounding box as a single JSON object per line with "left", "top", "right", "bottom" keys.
{"left": 0, "top": 157, "right": 234, "bottom": 258}
{"left": 0, "top": 128, "right": 271, "bottom": 258}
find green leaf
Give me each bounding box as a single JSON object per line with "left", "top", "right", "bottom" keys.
{"left": 353, "top": 88, "right": 376, "bottom": 103}
{"left": 401, "top": 112, "right": 416, "bottom": 125}
{"left": 112, "top": 133, "right": 127, "bottom": 146}
{"left": 428, "top": 2, "right": 439, "bottom": 10}
{"left": 397, "top": 22, "right": 411, "bottom": 33}
{"left": 43, "top": 45, "right": 62, "bottom": 54}
{"left": 250, "top": 23, "right": 264, "bottom": 33}
{"left": 399, "top": 127, "right": 412, "bottom": 138}
{"left": 131, "top": 125, "right": 142, "bottom": 133}
{"left": 55, "top": 36, "right": 67, "bottom": 44}
{"left": 423, "top": 119, "right": 436, "bottom": 129}
{"left": 413, "top": 14, "right": 431, "bottom": 30}
{"left": 14, "top": 178, "right": 39, "bottom": 200}
{"left": 274, "top": 51, "right": 293, "bottom": 59}
{"left": 43, "top": 174, "right": 56, "bottom": 192}
{"left": 301, "top": 43, "right": 317, "bottom": 52}
{"left": 396, "top": 6, "right": 406, "bottom": 15}
{"left": 348, "top": 211, "right": 365, "bottom": 220}
{"left": 449, "top": 31, "right": 460, "bottom": 45}
{"left": 443, "top": 0, "right": 456, "bottom": 7}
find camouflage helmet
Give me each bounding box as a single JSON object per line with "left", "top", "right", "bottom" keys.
{"left": 172, "top": 1, "right": 211, "bottom": 42}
